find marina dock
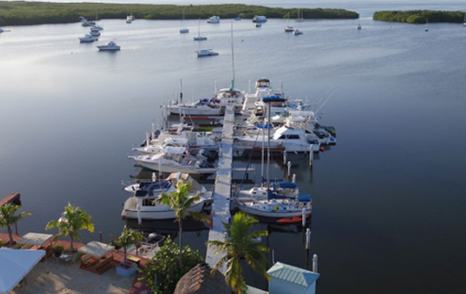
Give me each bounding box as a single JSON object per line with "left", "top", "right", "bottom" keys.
{"left": 205, "top": 104, "right": 235, "bottom": 272}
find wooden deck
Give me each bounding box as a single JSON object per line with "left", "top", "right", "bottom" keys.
{"left": 205, "top": 104, "right": 235, "bottom": 273}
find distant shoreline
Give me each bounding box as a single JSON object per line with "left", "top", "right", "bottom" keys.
{"left": 0, "top": 1, "right": 359, "bottom": 26}
{"left": 373, "top": 10, "right": 465, "bottom": 24}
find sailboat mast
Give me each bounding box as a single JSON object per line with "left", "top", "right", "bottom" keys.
{"left": 179, "top": 79, "right": 183, "bottom": 103}
{"left": 266, "top": 101, "right": 271, "bottom": 189}
{"left": 230, "top": 22, "right": 236, "bottom": 89}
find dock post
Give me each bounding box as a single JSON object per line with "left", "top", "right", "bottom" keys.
{"left": 99, "top": 231, "right": 103, "bottom": 242}
{"left": 287, "top": 161, "right": 291, "bottom": 178}
{"left": 272, "top": 249, "right": 275, "bottom": 264}
{"left": 309, "top": 145, "right": 313, "bottom": 167}
{"left": 302, "top": 208, "right": 306, "bottom": 227}
{"left": 283, "top": 151, "right": 287, "bottom": 165}
{"left": 292, "top": 173, "right": 296, "bottom": 183}
{"left": 312, "top": 253, "right": 318, "bottom": 273}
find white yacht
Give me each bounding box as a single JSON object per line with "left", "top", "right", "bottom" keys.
{"left": 122, "top": 173, "right": 212, "bottom": 220}
{"left": 79, "top": 34, "right": 98, "bottom": 43}
{"left": 165, "top": 98, "right": 223, "bottom": 116}
{"left": 284, "top": 25, "right": 294, "bottom": 33}
{"left": 129, "top": 147, "right": 217, "bottom": 174}
{"left": 126, "top": 15, "right": 135, "bottom": 23}
{"left": 197, "top": 49, "right": 219, "bottom": 58}
{"left": 236, "top": 197, "right": 312, "bottom": 221}
{"left": 236, "top": 125, "right": 320, "bottom": 153}
{"left": 206, "top": 16, "right": 220, "bottom": 24}
{"left": 294, "top": 29, "right": 303, "bottom": 36}
{"left": 133, "top": 133, "right": 219, "bottom": 155}
{"left": 97, "top": 41, "right": 120, "bottom": 52}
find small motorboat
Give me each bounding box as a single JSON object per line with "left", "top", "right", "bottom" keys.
{"left": 357, "top": 24, "right": 362, "bottom": 30}
{"left": 294, "top": 29, "right": 303, "bottom": 36}
{"left": 89, "top": 30, "right": 100, "bottom": 37}
{"left": 97, "top": 41, "right": 120, "bottom": 52}
{"left": 194, "top": 36, "right": 207, "bottom": 41}
{"left": 206, "top": 16, "right": 220, "bottom": 24}
{"left": 126, "top": 15, "right": 135, "bottom": 24}
{"left": 90, "top": 25, "right": 103, "bottom": 32}
{"left": 197, "top": 49, "right": 219, "bottom": 58}
{"left": 79, "top": 34, "right": 98, "bottom": 43}
{"left": 256, "top": 23, "right": 262, "bottom": 28}
{"left": 81, "top": 19, "right": 95, "bottom": 27}
{"left": 179, "top": 28, "right": 189, "bottom": 34}
{"left": 284, "top": 25, "right": 294, "bottom": 33}
{"left": 252, "top": 15, "right": 267, "bottom": 23}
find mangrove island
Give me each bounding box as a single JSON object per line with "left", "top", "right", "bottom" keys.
{"left": 373, "top": 10, "right": 465, "bottom": 24}
{"left": 0, "top": 1, "right": 359, "bottom": 26}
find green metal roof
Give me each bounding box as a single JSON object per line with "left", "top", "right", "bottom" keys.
{"left": 267, "top": 262, "right": 320, "bottom": 288}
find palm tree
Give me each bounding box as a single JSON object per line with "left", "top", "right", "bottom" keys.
{"left": 0, "top": 204, "right": 31, "bottom": 245}
{"left": 115, "top": 226, "right": 144, "bottom": 266}
{"left": 207, "top": 212, "right": 269, "bottom": 294}
{"left": 159, "top": 180, "right": 200, "bottom": 248}
{"left": 45, "top": 203, "right": 94, "bottom": 251}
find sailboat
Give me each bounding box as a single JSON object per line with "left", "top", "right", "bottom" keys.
{"left": 284, "top": 12, "right": 294, "bottom": 33}
{"left": 179, "top": 8, "right": 189, "bottom": 34}
{"left": 463, "top": 14, "right": 466, "bottom": 26}
{"left": 425, "top": 18, "right": 429, "bottom": 32}
{"left": 296, "top": 8, "right": 304, "bottom": 22}
{"left": 357, "top": 23, "right": 362, "bottom": 30}
{"left": 193, "top": 19, "right": 207, "bottom": 41}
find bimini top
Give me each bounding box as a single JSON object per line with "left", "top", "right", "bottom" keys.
{"left": 263, "top": 95, "right": 286, "bottom": 103}
{"left": 267, "top": 262, "right": 319, "bottom": 288}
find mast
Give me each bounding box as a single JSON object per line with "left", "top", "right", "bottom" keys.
{"left": 266, "top": 100, "right": 271, "bottom": 189}
{"left": 230, "top": 22, "right": 235, "bottom": 89}
{"left": 197, "top": 19, "right": 201, "bottom": 37}
{"left": 179, "top": 79, "right": 183, "bottom": 103}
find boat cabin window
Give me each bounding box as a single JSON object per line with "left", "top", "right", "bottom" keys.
{"left": 287, "top": 134, "right": 300, "bottom": 139}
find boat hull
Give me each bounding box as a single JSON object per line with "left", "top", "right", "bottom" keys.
{"left": 134, "top": 160, "right": 216, "bottom": 175}
{"left": 122, "top": 200, "right": 206, "bottom": 220}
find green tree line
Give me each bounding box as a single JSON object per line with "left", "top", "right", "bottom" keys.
{"left": 373, "top": 10, "right": 465, "bottom": 24}
{"left": 0, "top": 1, "right": 358, "bottom": 26}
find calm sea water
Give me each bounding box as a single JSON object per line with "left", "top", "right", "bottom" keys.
{"left": 1, "top": 1, "right": 466, "bottom": 293}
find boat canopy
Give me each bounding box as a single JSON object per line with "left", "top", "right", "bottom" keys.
{"left": 298, "top": 194, "right": 312, "bottom": 202}
{"left": 276, "top": 181, "right": 297, "bottom": 189}
{"left": 164, "top": 137, "right": 189, "bottom": 146}
{"left": 256, "top": 123, "right": 273, "bottom": 129}
{"left": 263, "top": 95, "right": 286, "bottom": 103}
{"left": 135, "top": 180, "right": 172, "bottom": 197}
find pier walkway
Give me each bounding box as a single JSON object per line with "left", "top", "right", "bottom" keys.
{"left": 205, "top": 104, "right": 235, "bottom": 272}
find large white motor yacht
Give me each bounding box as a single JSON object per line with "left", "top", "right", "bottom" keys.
{"left": 122, "top": 173, "right": 212, "bottom": 220}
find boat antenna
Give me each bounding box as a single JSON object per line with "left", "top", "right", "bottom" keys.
{"left": 179, "top": 79, "right": 183, "bottom": 103}
{"left": 230, "top": 22, "right": 236, "bottom": 90}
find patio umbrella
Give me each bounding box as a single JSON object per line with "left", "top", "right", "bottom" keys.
{"left": 0, "top": 248, "right": 45, "bottom": 294}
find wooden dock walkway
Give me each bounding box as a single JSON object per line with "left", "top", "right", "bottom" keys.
{"left": 205, "top": 104, "right": 235, "bottom": 272}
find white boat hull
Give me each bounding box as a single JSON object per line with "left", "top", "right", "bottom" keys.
{"left": 166, "top": 106, "right": 223, "bottom": 116}
{"left": 237, "top": 203, "right": 312, "bottom": 219}
{"left": 122, "top": 199, "right": 206, "bottom": 220}
{"left": 134, "top": 160, "right": 216, "bottom": 175}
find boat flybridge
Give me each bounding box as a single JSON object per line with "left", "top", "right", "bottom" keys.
{"left": 122, "top": 172, "right": 212, "bottom": 220}
{"left": 129, "top": 146, "right": 217, "bottom": 175}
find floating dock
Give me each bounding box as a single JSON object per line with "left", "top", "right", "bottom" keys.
{"left": 205, "top": 104, "right": 235, "bottom": 272}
